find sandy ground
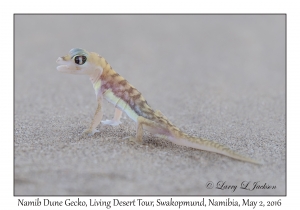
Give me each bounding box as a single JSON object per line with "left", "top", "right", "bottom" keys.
{"left": 14, "top": 15, "right": 285, "bottom": 195}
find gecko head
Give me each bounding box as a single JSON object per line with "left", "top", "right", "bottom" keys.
{"left": 56, "top": 48, "right": 100, "bottom": 75}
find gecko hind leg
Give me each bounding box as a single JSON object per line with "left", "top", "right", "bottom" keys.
{"left": 126, "top": 116, "right": 168, "bottom": 144}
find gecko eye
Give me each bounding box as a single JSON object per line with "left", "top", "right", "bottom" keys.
{"left": 74, "top": 55, "right": 87, "bottom": 65}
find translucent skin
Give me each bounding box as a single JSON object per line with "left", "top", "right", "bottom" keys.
{"left": 56, "top": 48, "right": 261, "bottom": 164}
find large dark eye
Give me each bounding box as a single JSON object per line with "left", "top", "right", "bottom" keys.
{"left": 74, "top": 56, "right": 87, "bottom": 65}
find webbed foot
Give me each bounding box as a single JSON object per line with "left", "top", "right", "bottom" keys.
{"left": 101, "top": 119, "right": 122, "bottom": 126}
{"left": 123, "top": 136, "right": 143, "bottom": 144}
{"left": 81, "top": 128, "right": 99, "bottom": 137}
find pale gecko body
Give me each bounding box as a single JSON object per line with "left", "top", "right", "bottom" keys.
{"left": 56, "top": 48, "right": 261, "bottom": 164}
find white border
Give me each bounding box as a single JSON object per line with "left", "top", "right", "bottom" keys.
{"left": 2, "top": 0, "right": 297, "bottom": 208}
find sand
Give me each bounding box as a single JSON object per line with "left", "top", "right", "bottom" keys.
{"left": 14, "top": 15, "right": 285, "bottom": 195}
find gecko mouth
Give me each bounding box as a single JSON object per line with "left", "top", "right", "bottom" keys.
{"left": 56, "top": 57, "right": 78, "bottom": 73}
{"left": 56, "top": 65, "right": 68, "bottom": 71}
{"left": 56, "top": 65, "right": 79, "bottom": 73}
{"left": 56, "top": 57, "right": 88, "bottom": 75}
{"left": 56, "top": 63, "right": 83, "bottom": 75}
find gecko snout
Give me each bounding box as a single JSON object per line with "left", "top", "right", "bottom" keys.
{"left": 56, "top": 57, "right": 63, "bottom": 64}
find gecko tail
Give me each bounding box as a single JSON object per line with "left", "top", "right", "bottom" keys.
{"left": 167, "top": 133, "right": 262, "bottom": 165}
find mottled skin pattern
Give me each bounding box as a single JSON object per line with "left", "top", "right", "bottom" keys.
{"left": 100, "top": 64, "right": 153, "bottom": 119}
{"left": 56, "top": 48, "right": 261, "bottom": 165}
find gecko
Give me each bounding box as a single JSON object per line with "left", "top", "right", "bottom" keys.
{"left": 56, "top": 48, "right": 261, "bottom": 165}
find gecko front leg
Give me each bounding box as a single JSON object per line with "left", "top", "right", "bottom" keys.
{"left": 82, "top": 97, "right": 103, "bottom": 136}
{"left": 101, "top": 108, "right": 122, "bottom": 126}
